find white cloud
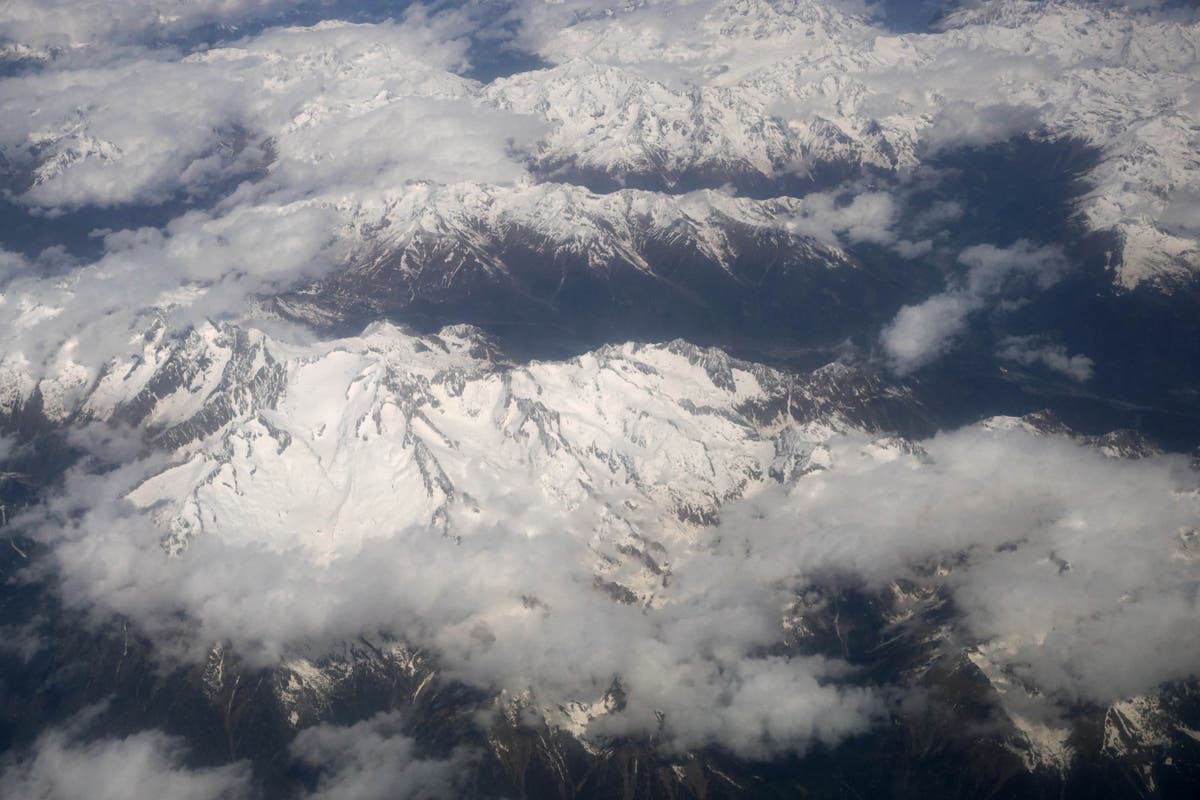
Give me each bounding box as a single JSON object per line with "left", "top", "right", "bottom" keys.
{"left": 0, "top": 20, "right": 535, "bottom": 211}
{"left": 891, "top": 238, "right": 933, "bottom": 258}
{"left": 291, "top": 713, "right": 472, "bottom": 800}
{"left": 997, "top": 335, "right": 1094, "bottom": 382}
{"left": 784, "top": 190, "right": 898, "bottom": 245}
{"left": 33, "top": 484, "right": 883, "bottom": 757}
{"left": 1, "top": 0, "right": 1198, "bottom": 777}
{"left": 1159, "top": 187, "right": 1200, "bottom": 239}
{"left": 17, "top": 327, "right": 1199, "bottom": 756}
{"left": 0, "top": 18, "right": 546, "bottom": 391}
{"left": 717, "top": 426, "right": 1200, "bottom": 704}
{"left": 498, "top": 0, "right": 1200, "bottom": 286}
{"left": 2, "top": 707, "right": 467, "bottom": 800}
{"left": 0, "top": 248, "right": 33, "bottom": 282}
{"left": 1, "top": 59, "right": 261, "bottom": 209}
{"left": 878, "top": 290, "right": 977, "bottom": 370}
{"left": 2, "top": 0, "right": 1193, "bottom": 399}
{"left": 909, "top": 199, "right": 963, "bottom": 235}
{"left": 881, "top": 240, "right": 1068, "bottom": 372}
{"left": 0, "top": 718, "right": 252, "bottom": 800}
{"left": 919, "top": 101, "right": 1045, "bottom": 155}
{"left": 0, "top": 0, "right": 310, "bottom": 56}
{"left": 957, "top": 240, "right": 1069, "bottom": 295}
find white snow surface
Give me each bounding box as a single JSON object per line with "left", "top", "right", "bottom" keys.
{"left": 117, "top": 322, "right": 832, "bottom": 580}
{"left": 492, "top": 0, "right": 1200, "bottom": 287}
{"left": 3, "top": 0, "right": 1200, "bottom": 764}
{"left": 18, "top": 320, "right": 1199, "bottom": 758}
{"left": 2, "top": 1, "right": 1196, "bottom": 289}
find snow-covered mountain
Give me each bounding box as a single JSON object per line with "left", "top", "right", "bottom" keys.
{"left": 115, "top": 322, "right": 921, "bottom": 564}
{"left": 489, "top": 0, "right": 1200, "bottom": 288}
{"left": 270, "top": 180, "right": 904, "bottom": 338}
{"left": 2, "top": 1, "right": 1196, "bottom": 295}
{"left": 7, "top": 319, "right": 1197, "bottom": 796}
{"left": 12, "top": 317, "right": 923, "bottom": 543}
{"left": 1, "top": 3, "right": 1199, "bottom": 799}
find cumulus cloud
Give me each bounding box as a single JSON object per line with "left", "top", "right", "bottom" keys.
{"left": 500, "top": 0, "right": 1200, "bottom": 286}
{"left": 908, "top": 198, "right": 963, "bottom": 236}
{"left": 1159, "top": 187, "right": 1200, "bottom": 239}
{"left": 878, "top": 291, "right": 977, "bottom": 369}
{"left": 291, "top": 713, "right": 473, "bottom": 800}
{"left": 0, "top": 716, "right": 252, "bottom": 800}
{"left": 3, "top": 0, "right": 1193, "bottom": 396}
{"left": 0, "top": 201, "right": 348, "bottom": 386}
{"left": 997, "top": 335, "right": 1094, "bottom": 382}
{"left": 1, "top": 60, "right": 264, "bottom": 209}
{"left": 784, "top": 190, "right": 898, "bottom": 246}
{"left": 0, "top": 707, "right": 471, "bottom": 800}
{"left": 881, "top": 239, "right": 1069, "bottom": 372}
{"left": 0, "top": 248, "right": 33, "bottom": 281}
{"left": 956, "top": 240, "right": 1070, "bottom": 295}
{"left": 506, "top": 0, "right": 880, "bottom": 79}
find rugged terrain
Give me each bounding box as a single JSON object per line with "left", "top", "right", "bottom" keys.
{"left": 1, "top": 1, "right": 1198, "bottom": 798}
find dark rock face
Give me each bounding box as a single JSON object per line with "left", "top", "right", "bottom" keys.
{"left": 272, "top": 218, "right": 934, "bottom": 355}
{"left": 533, "top": 152, "right": 871, "bottom": 200}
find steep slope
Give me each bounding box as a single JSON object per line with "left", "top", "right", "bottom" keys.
{"left": 270, "top": 181, "right": 911, "bottom": 342}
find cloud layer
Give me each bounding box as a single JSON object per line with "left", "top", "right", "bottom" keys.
{"left": 0, "top": 15, "right": 548, "bottom": 396}
{"left": 0, "top": 708, "right": 472, "bottom": 800}
{"left": 0, "top": 721, "right": 252, "bottom": 800}
{"left": 0, "top": 1, "right": 1198, "bottom": 793}
{"left": 17, "top": 325, "right": 1199, "bottom": 758}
